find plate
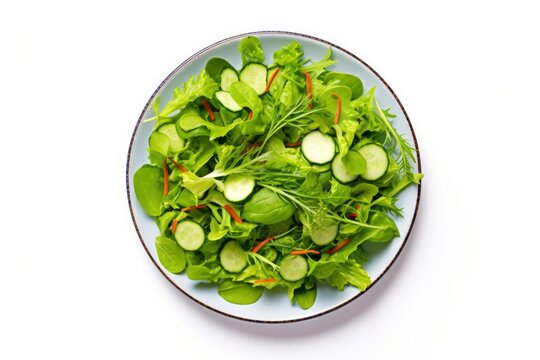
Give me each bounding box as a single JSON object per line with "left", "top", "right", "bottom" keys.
{"left": 126, "top": 31, "right": 421, "bottom": 323}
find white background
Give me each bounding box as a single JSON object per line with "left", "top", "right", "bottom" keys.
{"left": 1, "top": 0, "right": 539, "bottom": 359}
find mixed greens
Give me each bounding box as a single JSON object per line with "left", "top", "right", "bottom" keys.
{"left": 133, "top": 36, "right": 422, "bottom": 309}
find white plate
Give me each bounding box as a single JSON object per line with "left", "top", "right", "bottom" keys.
{"left": 126, "top": 31, "right": 421, "bottom": 323}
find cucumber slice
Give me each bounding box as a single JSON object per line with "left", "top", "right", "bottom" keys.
{"left": 174, "top": 220, "right": 205, "bottom": 251}
{"left": 157, "top": 123, "right": 185, "bottom": 153}
{"left": 279, "top": 255, "right": 308, "bottom": 282}
{"left": 215, "top": 91, "right": 243, "bottom": 112}
{"left": 301, "top": 131, "right": 336, "bottom": 164}
{"left": 331, "top": 155, "right": 358, "bottom": 183}
{"left": 223, "top": 174, "right": 256, "bottom": 203}
{"left": 239, "top": 63, "right": 267, "bottom": 95}
{"left": 358, "top": 143, "right": 389, "bottom": 181}
{"left": 311, "top": 218, "right": 339, "bottom": 246}
{"left": 219, "top": 240, "right": 248, "bottom": 273}
{"left": 220, "top": 68, "right": 239, "bottom": 91}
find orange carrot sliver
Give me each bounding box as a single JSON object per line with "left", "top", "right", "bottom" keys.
{"left": 303, "top": 71, "right": 312, "bottom": 109}
{"left": 252, "top": 236, "right": 275, "bottom": 254}
{"left": 327, "top": 239, "right": 351, "bottom": 255}
{"left": 355, "top": 204, "right": 362, "bottom": 210}
{"left": 168, "top": 157, "right": 187, "bottom": 173}
{"left": 265, "top": 67, "right": 280, "bottom": 93}
{"left": 331, "top": 93, "right": 341, "bottom": 124}
{"left": 248, "top": 111, "right": 253, "bottom": 120}
{"left": 163, "top": 159, "right": 169, "bottom": 196}
{"left": 253, "top": 278, "right": 276, "bottom": 284}
{"left": 171, "top": 219, "right": 179, "bottom": 233}
{"left": 201, "top": 99, "right": 215, "bottom": 121}
{"left": 290, "top": 249, "right": 320, "bottom": 255}
{"left": 286, "top": 141, "right": 302, "bottom": 147}
{"left": 224, "top": 204, "right": 243, "bottom": 224}
{"left": 182, "top": 204, "right": 207, "bottom": 212}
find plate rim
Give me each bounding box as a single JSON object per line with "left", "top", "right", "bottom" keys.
{"left": 126, "top": 30, "right": 422, "bottom": 324}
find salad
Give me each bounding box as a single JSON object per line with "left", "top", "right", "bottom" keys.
{"left": 133, "top": 36, "right": 422, "bottom": 309}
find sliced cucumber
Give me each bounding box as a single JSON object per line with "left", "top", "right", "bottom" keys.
{"left": 219, "top": 240, "right": 247, "bottom": 273}
{"left": 301, "top": 131, "right": 336, "bottom": 165}
{"left": 311, "top": 218, "right": 339, "bottom": 246}
{"left": 358, "top": 143, "right": 389, "bottom": 181}
{"left": 220, "top": 68, "right": 239, "bottom": 91}
{"left": 157, "top": 123, "right": 185, "bottom": 153}
{"left": 239, "top": 63, "right": 267, "bottom": 95}
{"left": 331, "top": 155, "right": 358, "bottom": 183}
{"left": 215, "top": 91, "right": 243, "bottom": 112}
{"left": 174, "top": 220, "right": 205, "bottom": 251}
{"left": 279, "top": 255, "right": 308, "bottom": 282}
{"left": 223, "top": 174, "right": 256, "bottom": 203}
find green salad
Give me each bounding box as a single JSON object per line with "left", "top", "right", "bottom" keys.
{"left": 133, "top": 36, "right": 422, "bottom": 309}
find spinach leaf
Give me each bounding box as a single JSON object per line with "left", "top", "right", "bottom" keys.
{"left": 243, "top": 188, "right": 296, "bottom": 225}
{"left": 293, "top": 284, "right": 317, "bottom": 310}
{"left": 186, "top": 265, "right": 214, "bottom": 281}
{"left": 218, "top": 280, "right": 264, "bottom": 305}
{"left": 133, "top": 164, "right": 163, "bottom": 216}
{"left": 365, "top": 212, "right": 400, "bottom": 242}
{"left": 325, "top": 72, "right": 364, "bottom": 99}
{"left": 238, "top": 36, "right": 265, "bottom": 66}
{"left": 342, "top": 151, "right": 366, "bottom": 175}
{"left": 328, "top": 179, "right": 352, "bottom": 206}
{"left": 155, "top": 235, "right": 186, "bottom": 273}
{"left": 178, "top": 108, "right": 243, "bottom": 140}
{"left": 229, "top": 81, "right": 263, "bottom": 120}
{"left": 205, "top": 57, "right": 235, "bottom": 82}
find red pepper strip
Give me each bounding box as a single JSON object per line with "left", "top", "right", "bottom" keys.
{"left": 242, "top": 142, "right": 262, "bottom": 155}
{"left": 201, "top": 99, "right": 215, "bottom": 121}
{"left": 163, "top": 159, "right": 169, "bottom": 196}
{"left": 290, "top": 249, "right": 320, "bottom": 255}
{"left": 182, "top": 204, "right": 207, "bottom": 212}
{"left": 252, "top": 236, "right": 275, "bottom": 254}
{"left": 327, "top": 239, "right": 351, "bottom": 255}
{"left": 224, "top": 204, "right": 243, "bottom": 224}
{"left": 168, "top": 157, "right": 187, "bottom": 173}
{"left": 171, "top": 219, "right": 179, "bottom": 233}
{"left": 346, "top": 212, "right": 358, "bottom": 219}
{"left": 286, "top": 141, "right": 302, "bottom": 147}
{"left": 331, "top": 93, "right": 341, "bottom": 124}
{"left": 248, "top": 111, "right": 253, "bottom": 120}
{"left": 253, "top": 278, "right": 276, "bottom": 284}
{"left": 265, "top": 67, "right": 280, "bottom": 93}
{"left": 303, "top": 71, "right": 312, "bottom": 109}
